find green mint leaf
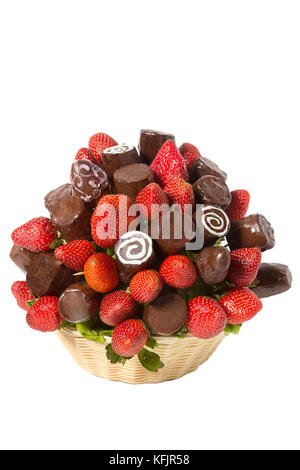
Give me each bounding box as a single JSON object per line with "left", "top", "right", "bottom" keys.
{"left": 105, "top": 344, "right": 132, "bottom": 365}
{"left": 138, "top": 348, "right": 164, "bottom": 372}
{"left": 173, "top": 325, "right": 188, "bottom": 337}
{"left": 146, "top": 337, "right": 158, "bottom": 349}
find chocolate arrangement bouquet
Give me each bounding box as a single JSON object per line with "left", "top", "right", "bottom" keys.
{"left": 10, "top": 130, "right": 292, "bottom": 383}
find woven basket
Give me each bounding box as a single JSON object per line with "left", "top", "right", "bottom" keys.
{"left": 57, "top": 327, "right": 224, "bottom": 384}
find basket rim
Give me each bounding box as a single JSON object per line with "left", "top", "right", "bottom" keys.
{"left": 59, "top": 326, "right": 224, "bottom": 345}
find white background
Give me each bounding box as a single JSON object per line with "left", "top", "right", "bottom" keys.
{"left": 0, "top": 0, "right": 299, "bottom": 451}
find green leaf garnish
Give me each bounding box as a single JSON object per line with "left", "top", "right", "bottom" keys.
{"left": 224, "top": 324, "right": 242, "bottom": 336}
{"left": 138, "top": 348, "right": 164, "bottom": 372}
{"left": 249, "top": 279, "right": 260, "bottom": 288}
{"left": 59, "top": 320, "right": 75, "bottom": 330}
{"left": 173, "top": 325, "right": 188, "bottom": 337}
{"left": 178, "top": 277, "right": 206, "bottom": 302}
{"left": 25, "top": 297, "right": 38, "bottom": 308}
{"left": 213, "top": 237, "right": 225, "bottom": 247}
{"left": 76, "top": 321, "right": 113, "bottom": 343}
{"left": 146, "top": 337, "right": 158, "bottom": 349}
{"left": 105, "top": 343, "right": 132, "bottom": 365}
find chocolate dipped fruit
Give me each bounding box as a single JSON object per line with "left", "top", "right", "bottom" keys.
{"left": 139, "top": 129, "right": 175, "bottom": 164}
{"left": 58, "top": 282, "right": 101, "bottom": 323}
{"left": 143, "top": 293, "right": 188, "bottom": 335}
{"left": 102, "top": 144, "right": 141, "bottom": 181}
{"left": 227, "top": 214, "right": 275, "bottom": 251}
{"left": 44, "top": 184, "right": 91, "bottom": 242}
{"left": 113, "top": 163, "right": 154, "bottom": 202}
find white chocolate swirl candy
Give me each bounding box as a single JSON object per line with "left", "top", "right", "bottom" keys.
{"left": 201, "top": 205, "right": 230, "bottom": 237}
{"left": 103, "top": 144, "right": 134, "bottom": 155}
{"left": 115, "top": 231, "right": 153, "bottom": 266}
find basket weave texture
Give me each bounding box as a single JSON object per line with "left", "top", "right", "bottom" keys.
{"left": 57, "top": 327, "right": 224, "bottom": 384}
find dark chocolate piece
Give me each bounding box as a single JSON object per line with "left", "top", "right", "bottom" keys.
{"left": 190, "top": 157, "right": 227, "bottom": 183}
{"left": 139, "top": 129, "right": 175, "bottom": 164}
{"left": 44, "top": 184, "right": 91, "bottom": 242}
{"left": 193, "top": 205, "right": 231, "bottom": 245}
{"left": 143, "top": 293, "right": 188, "bottom": 335}
{"left": 102, "top": 144, "right": 141, "bottom": 181}
{"left": 26, "top": 253, "right": 74, "bottom": 297}
{"left": 227, "top": 214, "right": 275, "bottom": 252}
{"left": 196, "top": 246, "right": 230, "bottom": 285}
{"left": 71, "top": 160, "right": 108, "bottom": 203}
{"left": 58, "top": 282, "right": 101, "bottom": 323}
{"left": 115, "top": 231, "right": 155, "bottom": 283}
{"left": 10, "top": 244, "right": 37, "bottom": 273}
{"left": 193, "top": 175, "right": 231, "bottom": 209}
{"left": 151, "top": 207, "right": 195, "bottom": 256}
{"left": 113, "top": 163, "right": 154, "bottom": 202}
{"left": 251, "top": 263, "right": 292, "bottom": 299}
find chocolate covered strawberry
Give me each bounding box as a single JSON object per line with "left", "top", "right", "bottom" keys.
{"left": 135, "top": 183, "right": 169, "bottom": 220}
{"left": 111, "top": 319, "right": 148, "bottom": 357}
{"left": 84, "top": 253, "right": 119, "bottom": 293}
{"left": 88, "top": 132, "right": 117, "bottom": 163}
{"left": 226, "top": 189, "right": 250, "bottom": 221}
{"left": 159, "top": 255, "right": 197, "bottom": 289}
{"left": 11, "top": 217, "right": 57, "bottom": 253}
{"left": 227, "top": 247, "right": 261, "bottom": 287}
{"left": 218, "top": 287, "right": 263, "bottom": 324}
{"left": 186, "top": 296, "right": 227, "bottom": 339}
{"left": 91, "top": 194, "right": 133, "bottom": 248}
{"left": 150, "top": 140, "right": 189, "bottom": 187}
{"left": 26, "top": 296, "right": 62, "bottom": 332}
{"left": 179, "top": 142, "right": 201, "bottom": 170}
{"left": 129, "top": 269, "right": 164, "bottom": 303}
{"left": 11, "top": 281, "right": 35, "bottom": 311}
{"left": 163, "top": 177, "right": 195, "bottom": 211}
{"left": 100, "top": 290, "right": 138, "bottom": 326}
{"left": 54, "top": 240, "right": 95, "bottom": 272}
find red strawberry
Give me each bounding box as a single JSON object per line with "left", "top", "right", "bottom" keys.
{"left": 84, "top": 253, "right": 119, "bottom": 293}
{"left": 227, "top": 248, "right": 261, "bottom": 287}
{"left": 179, "top": 142, "right": 201, "bottom": 170}
{"left": 163, "top": 177, "right": 195, "bottom": 211}
{"left": 129, "top": 269, "right": 164, "bottom": 303}
{"left": 11, "top": 217, "right": 57, "bottom": 253}
{"left": 11, "top": 281, "right": 35, "bottom": 311}
{"left": 111, "top": 319, "right": 148, "bottom": 357}
{"left": 186, "top": 296, "right": 227, "bottom": 339}
{"left": 226, "top": 190, "right": 250, "bottom": 221}
{"left": 75, "top": 147, "right": 97, "bottom": 164}
{"left": 159, "top": 255, "right": 197, "bottom": 289}
{"left": 91, "top": 194, "right": 133, "bottom": 248}
{"left": 88, "top": 132, "right": 117, "bottom": 163}
{"left": 26, "top": 296, "right": 62, "bottom": 332}
{"left": 150, "top": 140, "right": 189, "bottom": 187}
{"left": 218, "top": 287, "right": 263, "bottom": 324}
{"left": 135, "top": 183, "right": 169, "bottom": 220}
{"left": 54, "top": 240, "right": 95, "bottom": 272}
{"left": 100, "top": 290, "right": 138, "bottom": 326}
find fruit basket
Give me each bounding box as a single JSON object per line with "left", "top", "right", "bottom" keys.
{"left": 10, "top": 129, "right": 292, "bottom": 384}
{"left": 57, "top": 326, "right": 224, "bottom": 384}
